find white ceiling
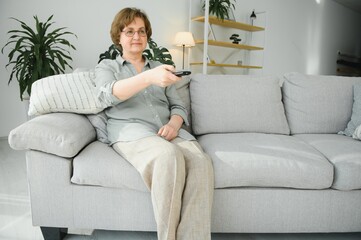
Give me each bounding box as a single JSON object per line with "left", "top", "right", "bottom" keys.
{"left": 333, "top": 0, "right": 361, "bottom": 14}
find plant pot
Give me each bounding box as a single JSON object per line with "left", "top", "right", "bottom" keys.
{"left": 22, "top": 95, "right": 33, "bottom": 121}
{"left": 22, "top": 99, "right": 30, "bottom": 121}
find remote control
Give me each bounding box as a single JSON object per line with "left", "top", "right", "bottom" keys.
{"left": 173, "top": 71, "right": 191, "bottom": 77}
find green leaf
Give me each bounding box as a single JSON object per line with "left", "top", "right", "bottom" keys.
{"left": 98, "top": 44, "right": 121, "bottom": 63}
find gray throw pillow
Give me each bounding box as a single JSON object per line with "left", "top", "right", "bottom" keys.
{"left": 8, "top": 113, "right": 96, "bottom": 158}
{"left": 339, "top": 84, "right": 361, "bottom": 137}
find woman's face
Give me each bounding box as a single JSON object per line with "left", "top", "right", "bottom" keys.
{"left": 119, "top": 17, "right": 148, "bottom": 56}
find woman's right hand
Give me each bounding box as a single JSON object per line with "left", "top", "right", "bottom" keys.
{"left": 144, "top": 65, "right": 181, "bottom": 87}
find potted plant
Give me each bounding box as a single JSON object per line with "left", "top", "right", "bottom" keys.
{"left": 202, "top": 0, "right": 236, "bottom": 21}
{"left": 98, "top": 44, "right": 120, "bottom": 64}
{"left": 143, "top": 38, "right": 174, "bottom": 66}
{"left": 98, "top": 38, "right": 175, "bottom": 66}
{"left": 2, "top": 15, "right": 76, "bottom": 100}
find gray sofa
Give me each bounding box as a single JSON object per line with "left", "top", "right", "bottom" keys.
{"left": 8, "top": 72, "right": 361, "bottom": 239}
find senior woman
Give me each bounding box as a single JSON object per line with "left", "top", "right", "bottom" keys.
{"left": 94, "top": 7, "right": 214, "bottom": 240}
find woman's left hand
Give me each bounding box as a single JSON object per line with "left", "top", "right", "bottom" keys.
{"left": 157, "top": 123, "right": 179, "bottom": 141}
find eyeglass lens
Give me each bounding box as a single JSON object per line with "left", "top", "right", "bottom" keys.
{"left": 123, "top": 29, "right": 146, "bottom": 37}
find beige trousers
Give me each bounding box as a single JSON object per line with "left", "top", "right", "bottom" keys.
{"left": 113, "top": 136, "right": 214, "bottom": 240}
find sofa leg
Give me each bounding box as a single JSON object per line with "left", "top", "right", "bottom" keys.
{"left": 40, "top": 227, "right": 68, "bottom": 240}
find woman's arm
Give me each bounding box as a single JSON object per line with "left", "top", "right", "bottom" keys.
{"left": 95, "top": 61, "right": 181, "bottom": 106}
{"left": 112, "top": 65, "right": 181, "bottom": 101}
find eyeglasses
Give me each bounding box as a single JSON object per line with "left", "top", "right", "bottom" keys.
{"left": 122, "top": 29, "right": 147, "bottom": 37}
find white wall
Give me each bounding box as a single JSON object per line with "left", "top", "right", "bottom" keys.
{"left": 1, "top": 0, "right": 361, "bottom": 137}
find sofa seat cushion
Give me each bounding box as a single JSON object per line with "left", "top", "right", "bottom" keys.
{"left": 197, "top": 133, "right": 334, "bottom": 189}
{"left": 294, "top": 134, "right": 361, "bottom": 190}
{"left": 71, "top": 141, "right": 148, "bottom": 192}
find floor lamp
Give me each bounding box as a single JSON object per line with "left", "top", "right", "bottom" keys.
{"left": 174, "top": 32, "right": 195, "bottom": 69}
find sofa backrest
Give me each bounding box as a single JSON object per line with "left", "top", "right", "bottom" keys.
{"left": 190, "top": 74, "right": 290, "bottom": 135}
{"left": 282, "top": 72, "right": 361, "bottom": 134}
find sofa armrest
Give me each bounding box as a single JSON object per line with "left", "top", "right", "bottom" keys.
{"left": 9, "top": 113, "right": 96, "bottom": 158}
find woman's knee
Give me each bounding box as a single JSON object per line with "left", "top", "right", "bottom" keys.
{"left": 153, "top": 141, "right": 184, "bottom": 168}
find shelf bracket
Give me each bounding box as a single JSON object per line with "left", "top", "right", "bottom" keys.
{"left": 208, "top": 23, "right": 216, "bottom": 41}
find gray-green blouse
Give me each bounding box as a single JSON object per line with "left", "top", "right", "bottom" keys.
{"left": 95, "top": 56, "right": 195, "bottom": 144}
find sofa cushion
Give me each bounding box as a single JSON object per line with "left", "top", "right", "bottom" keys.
{"left": 294, "top": 134, "right": 361, "bottom": 190}
{"left": 71, "top": 141, "right": 148, "bottom": 192}
{"left": 282, "top": 72, "right": 361, "bottom": 134}
{"left": 197, "top": 133, "right": 333, "bottom": 189}
{"left": 190, "top": 74, "right": 290, "bottom": 135}
{"left": 8, "top": 113, "right": 96, "bottom": 158}
{"left": 339, "top": 84, "right": 361, "bottom": 137}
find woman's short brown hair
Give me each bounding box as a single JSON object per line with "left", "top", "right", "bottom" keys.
{"left": 110, "top": 8, "right": 152, "bottom": 51}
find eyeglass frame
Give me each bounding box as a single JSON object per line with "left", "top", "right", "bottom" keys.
{"left": 121, "top": 28, "right": 147, "bottom": 37}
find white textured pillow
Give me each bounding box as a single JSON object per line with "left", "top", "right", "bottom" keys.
{"left": 28, "top": 72, "right": 107, "bottom": 116}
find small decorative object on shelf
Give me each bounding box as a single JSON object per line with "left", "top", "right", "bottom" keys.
{"left": 230, "top": 34, "right": 241, "bottom": 44}
{"left": 250, "top": 9, "right": 257, "bottom": 25}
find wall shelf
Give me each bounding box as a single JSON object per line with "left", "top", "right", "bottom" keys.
{"left": 190, "top": 62, "right": 262, "bottom": 69}
{"left": 191, "top": 15, "right": 265, "bottom": 74}
{"left": 192, "top": 16, "right": 265, "bottom": 32}
{"left": 337, "top": 52, "right": 361, "bottom": 76}
{"left": 195, "top": 39, "right": 263, "bottom": 51}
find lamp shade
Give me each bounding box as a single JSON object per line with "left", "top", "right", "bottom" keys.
{"left": 250, "top": 10, "right": 257, "bottom": 20}
{"left": 174, "top": 32, "right": 195, "bottom": 47}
